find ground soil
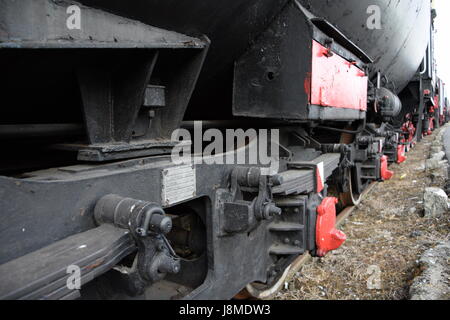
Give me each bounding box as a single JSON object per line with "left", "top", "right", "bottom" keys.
{"left": 277, "top": 130, "right": 450, "bottom": 300}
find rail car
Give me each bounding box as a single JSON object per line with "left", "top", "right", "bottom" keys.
{"left": 0, "top": 0, "right": 447, "bottom": 299}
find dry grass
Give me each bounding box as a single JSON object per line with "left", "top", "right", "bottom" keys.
{"left": 277, "top": 130, "right": 450, "bottom": 300}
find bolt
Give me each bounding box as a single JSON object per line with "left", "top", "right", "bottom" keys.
{"left": 135, "top": 228, "right": 146, "bottom": 237}
{"left": 158, "top": 216, "right": 173, "bottom": 234}
{"left": 263, "top": 203, "right": 282, "bottom": 219}
{"left": 284, "top": 238, "right": 290, "bottom": 244}
{"left": 149, "top": 214, "right": 173, "bottom": 234}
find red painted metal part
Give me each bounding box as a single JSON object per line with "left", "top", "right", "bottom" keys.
{"left": 380, "top": 155, "right": 394, "bottom": 180}
{"left": 304, "top": 72, "right": 312, "bottom": 102}
{"left": 401, "top": 115, "right": 416, "bottom": 143}
{"left": 434, "top": 95, "right": 439, "bottom": 107}
{"left": 316, "top": 197, "right": 346, "bottom": 257}
{"left": 310, "top": 41, "right": 368, "bottom": 110}
{"left": 427, "top": 117, "right": 434, "bottom": 136}
{"left": 397, "top": 144, "right": 407, "bottom": 164}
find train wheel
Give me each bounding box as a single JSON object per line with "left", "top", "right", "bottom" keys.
{"left": 339, "top": 170, "right": 362, "bottom": 206}
{"left": 338, "top": 132, "right": 362, "bottom": 206}
{"left": 240, "top": 266, "right": 292, "bottom": 300}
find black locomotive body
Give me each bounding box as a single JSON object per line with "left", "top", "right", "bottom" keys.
{"left": 0, "top": 0, "right": 446, "bottom": 299}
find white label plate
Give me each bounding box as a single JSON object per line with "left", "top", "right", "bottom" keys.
{"left": 161, "top": 165, "right": 196, "bottom": 206}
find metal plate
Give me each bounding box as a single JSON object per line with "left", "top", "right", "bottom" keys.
{"left": 311, "top": 41, "right": 368, "bottom": 111}
{"left": 161, "top": 165, "right": 196, "bottom": 206}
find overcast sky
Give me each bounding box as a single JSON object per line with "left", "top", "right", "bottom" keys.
{"left": 434, "top": 0, "right": 450, "bottom": 86}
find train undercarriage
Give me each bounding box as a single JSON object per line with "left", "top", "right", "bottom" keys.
{"left": 0, "top": 0, "right": 447, "bottom": 300}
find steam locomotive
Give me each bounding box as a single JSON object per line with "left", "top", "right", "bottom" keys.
{"left": 0, "top": 0, "right": 447, "bottom": 299}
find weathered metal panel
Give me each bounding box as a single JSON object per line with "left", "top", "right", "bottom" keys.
{"left": 311, "top": 41, "right": 368, "bottom": 111}
{"left": 0, "top": 0, "right": 205, "bottom": 49}
{"left": 232, "top": 1, "right": 313, "bottom": 120}
{"left": 299, "top": 0, "right": 431, "bottom": 93}
{"left": 78, "top": 0, "right": 290, "bottom": 119}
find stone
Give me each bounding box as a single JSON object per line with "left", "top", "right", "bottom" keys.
{"left": 415, "top": 163, "right": 426, "bottom": 171}
{"left": 430, "top": 146, "right": 443, "bottom": 154}
{"left": 431, "top": 140, "right": 442, "bottom": 147}
{"left": 430, "top": 151, "right": 445, "bottom": 162}
{"left": 423, "top": 187, "right": 448, "bottom": 218}
{"left": 430, "top": 165, "right": 449, "bottom": 180}
{"left": 409, "top": 230, "right": 422, "bottom": 238}
{"left": 445, "top": 183, "right": 450, "bottom": 195}
{"left": 425, "top": 159, "right": 438, "bottom": 170}
{"left": 426, "top": 159, "right": 448, "bottom": 171}
{"left": 410, "top": 242, "right": 450, "bottom": 300}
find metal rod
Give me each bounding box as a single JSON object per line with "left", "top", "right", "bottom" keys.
{"left": 316, "top": 118, "right": 367, "bottom": 134}
{"left": 419, "top": 48, "right": 427, "bottom": 75}
{"left": 0, "top": 124, "right": 84, "bottom": 139}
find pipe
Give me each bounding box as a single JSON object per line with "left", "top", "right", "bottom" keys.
{"left": 419, "top": 48, "right": 427, "bottom": 75}
{"left": 376, "top": 71, "right": 381, "bottom": 89}
{"left": 0, "top": 124, "right": 84, "bottom": 139}
{"left": 316, "top": 118, "right": 367, "bottom": 134}
{"left": 181, "top": 120, "right": 300, "bottom": 130}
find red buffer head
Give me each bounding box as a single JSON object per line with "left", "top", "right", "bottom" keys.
{"left": 397, "top": 144, "right": 407, "bottom": 164}
{"left": 427, "top": 118, "right": 434, "bottom": 136}
{"left": 380, "top": 155, "right": 394, "bottom": 180}
{"left": 316, "top": 197, "right": 346, "bottom": 257}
